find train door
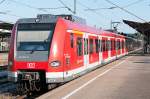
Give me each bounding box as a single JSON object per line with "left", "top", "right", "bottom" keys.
{"left": 110, "top": 38, "right": 113, "bottom": 57}
{"left": 99, "top": 36, "right": 102, "bottom": 64}
{"left": 108, "top": 38, "right": 111, "bottom": 59}
{"left": 102, "top": 37, "right": 108, "bottom": 60}
{"left": 110, "top": 38, "right": 116, "bottom": 57}
{"left": 83, "top": 33, "right": 89, "bottom": 69}
{"left": 120, "top": 40, "right": 122, "bottom": 54}
{"left": 122, "top": 39, "right": 125, "bottom": 54}
{"left": 75, "top": 33, "right": 84, "bottom": 71}
{"left": 89, "top": 36, "right": 99, "bottom": 65}
{"left": 116, "top": 39, "right": 121, "bottom": 56}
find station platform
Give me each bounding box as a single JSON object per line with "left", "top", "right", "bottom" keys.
{"left": 38, "top": 53, "right": 150, "bottom": 99}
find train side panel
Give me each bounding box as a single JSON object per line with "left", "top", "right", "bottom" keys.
{"left": 63, "top": 30, "right": 84, "bottom": 81}
{"left": 46, "top": 18, "right": 67, "bottom": 83}
{"left": 8, "top": 24, "right": 17, "bottom": 81}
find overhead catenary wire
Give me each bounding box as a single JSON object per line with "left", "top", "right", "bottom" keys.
{"left": 57, "top": 0, "right": 107, "bottom": 26}
{"left": 39, "top": 7, "right": 67, "bottom": 10}
{"left": 57, "top": 0, "right": 75, "bottom": 14}
{"left": 0, "top": 10, "right": 22, "bottom": 17}
{"left": 5, "top": 12, "right": 21, "bottom": 17}
{"left": 0, "top": 0, "right": 6, "bottom": 5}
{"left": 0, "top": 0, "right": 48, "bottom": 20}
{"left": 78, "top": 1, "right": 110, "bottom": 20}
{"left": 0, "top": 19, "right": 14, "bottom": 24}
{"left": 123, "top": 0, "right": 146, "bottom": 8}
{"left": 8, "top": 0, "right": 48, "bottom": 13}
{"left": 87, "top": 0, "right": 146, "bottom": 11}
{"left": 0, "top": 11, "right": 21, "bottom": 23}
{"left": 1, "top": 0, "right": 55, "bottom": 23}
{"left": 104, "top": 0, "right": 148, "bottom": 23}
{"left": 77, "top": 1, "right": 113, "bottom": 28}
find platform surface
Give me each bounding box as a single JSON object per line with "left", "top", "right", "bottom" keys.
{"left": 38, "top": 54, "right": 150, "bottom": 99}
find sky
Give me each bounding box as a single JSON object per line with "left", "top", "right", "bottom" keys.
{"left": 0, "top": 0, "right": 150, "bottom": 33}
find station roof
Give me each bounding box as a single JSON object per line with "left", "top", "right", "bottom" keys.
{"left": 123, "top": 20, "right": 150, "bottom": 36}
{"left": 0, "top": 22, "right": 13, "bottom": 36}
{"left": 0, "top": 22, "right": 13, "bottom": 30}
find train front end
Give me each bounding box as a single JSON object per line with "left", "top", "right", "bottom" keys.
{"left": 8, "top": 14, "right": 65, "bottom": 92}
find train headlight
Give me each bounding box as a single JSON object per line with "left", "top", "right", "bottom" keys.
{"left": 50, "top": 61, "right": 60, "bottom": 67}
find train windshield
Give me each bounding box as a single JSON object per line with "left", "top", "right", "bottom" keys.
{"left": 17, "top": 23, "right": 55, "bottom": 51}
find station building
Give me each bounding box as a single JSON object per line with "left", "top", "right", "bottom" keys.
{"left": 0, "top": 22, "right": 13, "bottom": 52}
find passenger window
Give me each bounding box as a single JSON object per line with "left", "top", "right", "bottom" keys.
{"left": 117, "top": 41, "right": 120, "bottom": 49}
{"left": 114, "top": 40, "right": 116, "bottom": 50}
{"left": 105, "top": 40, "right": 107, "bottom": 51}
{"left": 102, "top": 40, "right": 105, "bottom": 52}
{"left": 70, "top": 33, "right": 74, "bottom": 48}
{"left": 107, "top": 40, "right": 110, "bottom": 51}
{"left": 122, "top": 41, "right": 124, "bottom": 49}
{"left": 84, "top": 38, "right": 88, "bottom": 55}
{"left": 86, "top": 39, "right": 88, "bottom": 54}
{"left": 77, "top": 37, "right": 83, "bottom": 56}
{"left": 109, "top": 40, "right": 111, "bottom": 51}
{"left": 95, "top": 39, "right": 99, "bottom": 53}
{"left": 89, "top": 39, "right": 93, "bottom": 54}
{"left": 99, "top": 40, "right": 101, "bottom": 52}
{"left": 120, "top": 42, "right": 122, "bottom": 49}
{"left": 111, "top": 40, "right": 113, "bottom": 50}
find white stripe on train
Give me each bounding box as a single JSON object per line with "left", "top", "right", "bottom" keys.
{"left": 9, "top": 48, "right": 142, "bottom": 79}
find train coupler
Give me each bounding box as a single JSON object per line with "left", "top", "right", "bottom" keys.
{"left": 17, "top": 72, "right": 41, "bottom": 93}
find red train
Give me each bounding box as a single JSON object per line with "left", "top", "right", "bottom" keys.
{"left": 8, "top": 14, "right": 142, "bottom": 92}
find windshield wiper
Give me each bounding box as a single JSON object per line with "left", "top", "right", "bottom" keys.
{"left": 30, "top": 50, "right": 35, "bottom": 54}
{"left": 30, "top": 45, "right": 39, "bottom": 54}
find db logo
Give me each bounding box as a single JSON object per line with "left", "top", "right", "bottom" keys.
{"left": 27, "top": 63, "right": 35, "bottom": 68}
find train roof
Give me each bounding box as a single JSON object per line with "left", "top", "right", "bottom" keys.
{"left": 17, "top": 14, "right": 86, "bottom": 25}
{"left": 17, "top": 14, "right": 124, "bottom": 38}
{"left": 61, "top": 18, "right": 125, "bottom": 38}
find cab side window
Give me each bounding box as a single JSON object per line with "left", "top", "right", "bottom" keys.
{"left": 70, "top": 33, "right": 74, "bottom": 48}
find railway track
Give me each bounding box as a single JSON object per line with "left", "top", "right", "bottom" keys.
{"left": 0, "top": 71, "right": 8, "bottom": 84}
{"left": 0, "top": 81, "right": 60, "bottom": 99}
{"left": 0, "top": 66, "right": 8, "bottom": 85}
{"left": 0, "top": 65, "right": 61, "bottom": 98}
{"left": 0, "top": 82, "right": 30, "bottom": 99}
{"left": 0, "top": 82, "right": 17, "bottom": 98}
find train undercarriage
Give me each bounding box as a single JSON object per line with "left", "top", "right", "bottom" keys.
{"left": 16, "top": 70, "right": 47, "bottom": 94}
